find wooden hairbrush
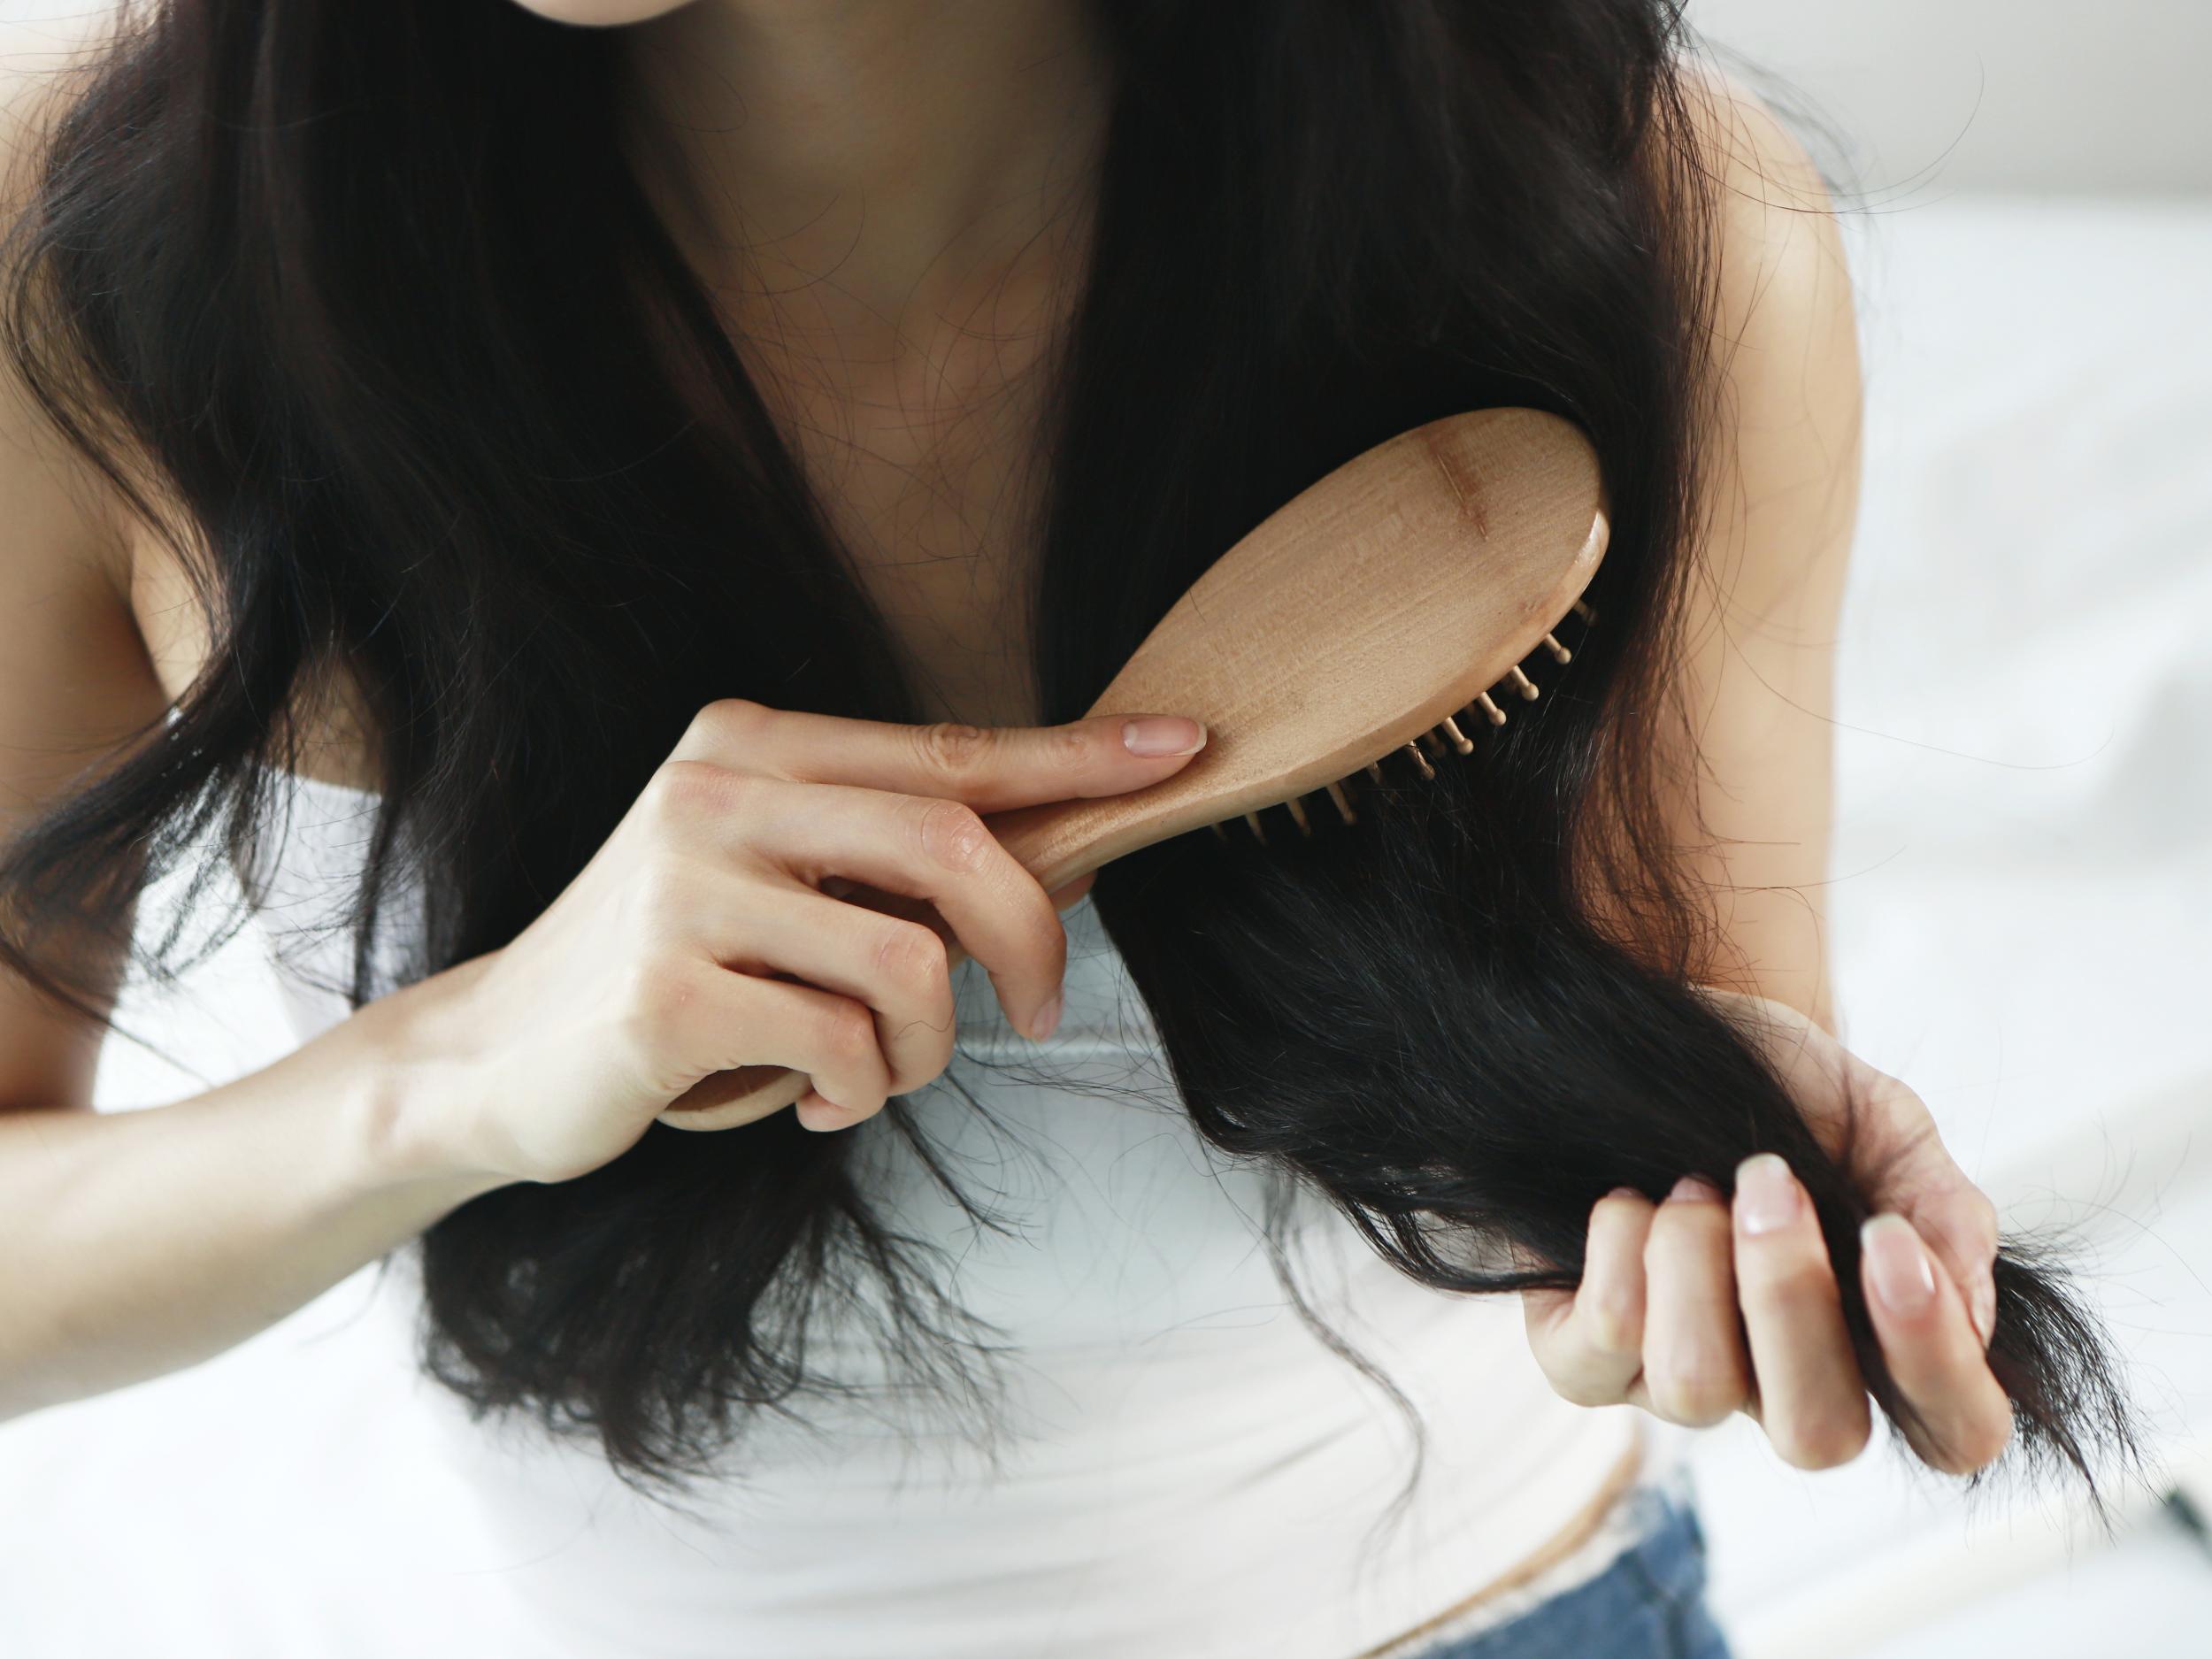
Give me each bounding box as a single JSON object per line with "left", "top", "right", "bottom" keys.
{"left": 658, "top": 406, "right": 1608, "bottom": 1131}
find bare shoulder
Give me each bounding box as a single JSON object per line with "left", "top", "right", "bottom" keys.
{"left": 0, "top": 8, "right": 174, "bottom": 1111}
{"left": 1, "top": 8, "right": 369, "bottom": 775}
{"left": 1, "top": 4, "right": 144, "bottom": 585}
{"left": 1671, "top": 60, "right": 1850, "bottom": 254}
{"left": 1664, "top": 58, "right": 1863, "bottom": 622}
{"left": 0, "top": 5, "right": 169, "bottom": 798}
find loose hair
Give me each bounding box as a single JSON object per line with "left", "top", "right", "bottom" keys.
{"left": 0, "top": 0, "right": 2136, "bottom": 1521}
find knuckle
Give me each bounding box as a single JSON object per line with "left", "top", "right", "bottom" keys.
{"left": 916, "top": 797, "right": 994, "bottom": 874}
{"left": 645, "top": 758, "right": 741, "bottom": 824}
{"left": 1643, "top": 1213, "right": 1724, "bottom": 1277}
{"left": 1932, "top": 1416, "right": 2014, "bottom": 1476}
{"left": 884, "top": 1029, "right": 956, "bottom": 1098}
{"left": 1647, "top": 1357, "right": 1747, "bottom": 1427}
{"left": 1531, "top": 1341, "right": 1624, "bottom": 1408}
{"left": 1580, "top": 1288, "right": 1641, "bottom": 1358}
{"left": 1651, "top": 1387, "right": 1734, "bottom": 1430}
{"left": 1549, "top": 1371, "right": 1627, "bottom": 1409}
{"left": 872, "top": 921, "right": 950, "bottom": 997}
{"left": 1965, "top": 1189, "right": 2001, "bottom": 1247}
{"left": 1740, "top": 1255, "right": 1841, "bottom": 1317}
{"left": 815, "top": 997, "right": 881, "bottom": 1066}
{"left": 1575, "top": 1283, "right": 1646, "bottom": 1354}
{"left": 1773, "top": 1413, "right": 1871, "bottom": 1471}
{"left": 912, "top": 719, "right": 995, "bottom": 783}
{"left": 627, "top": 849, "right": 693, "bottom": 925}
{"left": 685, "top": 696, "right": 769, "bottom": 751}
{"left": 1046, "top": 720, "right": 1097, "bottom": 769}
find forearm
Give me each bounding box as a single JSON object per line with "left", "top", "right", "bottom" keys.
{"left": 0, "top": 990, "right": 510, "bottom": 1420}
{"left": 1672, "top": 637, "right": 1842, "bottom": 1037}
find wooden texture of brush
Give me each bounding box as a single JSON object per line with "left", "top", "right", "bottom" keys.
{"left": 658, "top": 406, "right": 1609, "bottom": 1131}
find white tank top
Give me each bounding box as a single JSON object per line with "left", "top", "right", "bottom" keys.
{"left": 245, "top": 767, "right": 1658, "bottom": 1659}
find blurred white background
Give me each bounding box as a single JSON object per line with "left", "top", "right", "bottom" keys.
{"left": 1694, "top": 0, "right": 2212, "bottom": 194}
{"left": 1677, "top": 5, "right": 2212, "bottom": 1657}
{"left": 2, "top": 4, "right": 2208, "bottom": 1657}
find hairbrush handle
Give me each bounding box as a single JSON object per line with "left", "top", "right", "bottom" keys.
{"left": 655, "top": 407, "right": 1606, "bottom": 1133}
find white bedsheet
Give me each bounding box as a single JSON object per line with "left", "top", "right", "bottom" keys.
{"left": 3, "top": 193, "right": 2208, "bottom": 1659}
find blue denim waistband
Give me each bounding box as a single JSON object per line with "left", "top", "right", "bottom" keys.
{"left": 1396, "top": 1478, "right": 1730, "bottom": 1659}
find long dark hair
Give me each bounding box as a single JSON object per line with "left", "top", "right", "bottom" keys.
{"left": 0, "top": 0, "right": 2135, "bottom": 1513}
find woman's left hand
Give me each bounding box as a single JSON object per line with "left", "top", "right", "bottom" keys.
{"left": 1519, "top": 989, "right": 2016, "bottom": 1475}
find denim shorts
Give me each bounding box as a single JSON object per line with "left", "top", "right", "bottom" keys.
{"left": 1395, "top": 1486, "right": 1732, "bottom": 1659}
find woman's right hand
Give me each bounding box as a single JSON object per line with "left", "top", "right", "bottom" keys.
{"left": 384, "top": 697, "right": 1209, "bottom": 1187}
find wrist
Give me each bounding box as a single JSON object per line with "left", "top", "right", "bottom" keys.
{"left": 339, "top": 958, "right": 517, "bottom": 1200}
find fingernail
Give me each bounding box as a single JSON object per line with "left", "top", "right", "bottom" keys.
{"left": 1862, "top": 1215, "right": 1937, "bottom": 1315}
{"left": 1971, "top": 1268, "right": 1997, "bottom": 1347}
{"left": 1667, "top": 1174, "right": 1723, "bottom": 1204}
{"left": 1029, "top": 988, "right": 1064, "bottom": 1041}
{"left": 1122, "top": 716, "right": 1207, "bottom": 757}
{"left": 1605, "top": 1186, "right": 1647, "bottom": 1202}
{"left": 1733, "top": 1153, "right": 1801, "bottom": 1236}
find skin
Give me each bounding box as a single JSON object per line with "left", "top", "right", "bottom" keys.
{"left": 0, "top": 0, "right": 2009, "bottom": 1486}
{"left": 0, "top": 0, "right": 1162, "bottom": 1424}
{"left": 1519, "top": 72, "right": 2012, "bottom": 1477}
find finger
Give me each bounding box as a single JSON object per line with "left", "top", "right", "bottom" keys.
{"left": 1640, "top": 1175, "right": 1754, "bottom": 1427}
{"left": 687, "top": 875, "right": 959, "bottom": 1098}
{"left": 818, "top": 870, "right": 1096, "bottom": 934}
{"left": 1526, "top": 1187, "right": 1656, "bottom": 1406}
{"left": 1903, "top": 1178, "right": 2002, "bottom": 1353}
{"left": 1837, "top": 1065, "right": 2001, "bottom": 1356}
{"left": 794, "top": 1085, "right": 872, "bottom": 1133}
{"left": 1859, "top": 1213, "right": 2016, "bottom": 1473}
{"left": 679, "top": 771, "right": 1071, "bottom": 1040}
{"left": 1699, "top": 990, "right": 2008, "bottom": 1365}
{"left": 816, "top": 875, "right": 954, "bottom": 941}
{"left": 669, "top": 698, "right": 1210, "bottom": 814}
{"left": 1731, "top": 1154, "right": 1873, "bottom": 1470}
{"left": 1047, "top": 871, "right": 1097, "bottom": 910}
{"left": 853, "top": 868, "right": 1094, "bottom": 949}
{"left": 650, "top": 959, "right": 895, "bottom": 1128}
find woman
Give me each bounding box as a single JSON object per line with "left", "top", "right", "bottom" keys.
{"left": 0, "top": 3, "right": 2101, "bottom": 1656}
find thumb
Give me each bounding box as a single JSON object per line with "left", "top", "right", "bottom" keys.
{"left": 1909, "top": 1180, "right": 2002, "bottom": 1349}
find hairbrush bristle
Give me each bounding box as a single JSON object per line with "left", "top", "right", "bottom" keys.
{"left": 1219, "top": 595, "right": 1597, "bottom": 842}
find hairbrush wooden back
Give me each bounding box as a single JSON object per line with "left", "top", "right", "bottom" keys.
{"left": 661, "top": 407, "right": 1607, "bottom": 1130}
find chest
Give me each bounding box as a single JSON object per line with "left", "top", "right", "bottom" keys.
{"left": 125, "top": 371, "right": 1055, "bottom": 785}
{"left": 762, "top": 357, "right": 1052, "bottom": 733}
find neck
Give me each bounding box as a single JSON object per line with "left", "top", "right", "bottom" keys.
{"left": 619, "top": 0, "right": 1113, "bottom": 349}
